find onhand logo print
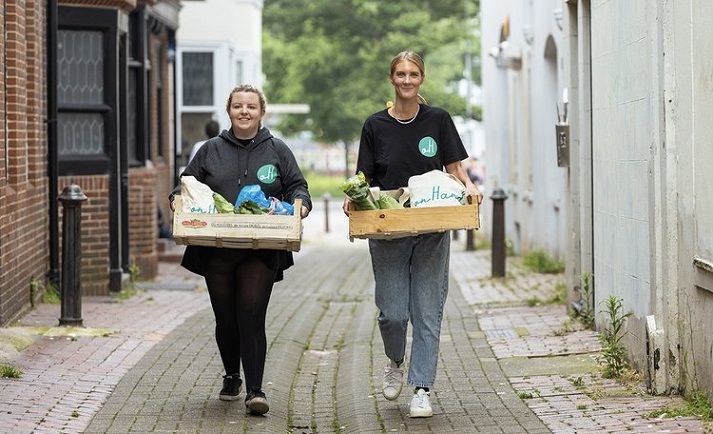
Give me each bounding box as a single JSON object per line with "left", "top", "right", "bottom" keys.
{"left": 257, "top": 164, "right": 278, "bottom": 184}
{"left": 418, "top": 137, "right": 437, "bottom": 157}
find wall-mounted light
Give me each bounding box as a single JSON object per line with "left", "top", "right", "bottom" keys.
{"left": 554, "top": 8, "right": 564, "bottom": 31}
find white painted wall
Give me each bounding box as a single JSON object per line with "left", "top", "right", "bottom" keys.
{"left": 481, "top": 0, "right": 567, "bottom": 257}
{"left": 590, "top": 1, "right": 655, "bottom": 318}
{"left": 567, "top": 0, "right": 713, "bottom": 396}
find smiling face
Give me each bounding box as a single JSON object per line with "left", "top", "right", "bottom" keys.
{"left": 390, "top": 58, "right": 424, "bottom": 102}
{"left": 227, "top": 90, "right": 265, "bottom": 139}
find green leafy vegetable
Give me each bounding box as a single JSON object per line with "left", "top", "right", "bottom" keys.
{"left": 237, "top": 200, "right": 268, "bottom": 214}
{"left": 213, "top": 193, "right": 235, "bottom": 213}
{"left": 377, "top": 193, "right": 402, "bottom": 209}
{"left": 340, "top": 172, "right": 378, "bottom": 210}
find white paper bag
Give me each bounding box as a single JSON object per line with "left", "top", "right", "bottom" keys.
{"left": 181, "top": 176, "right": 216, "bottom": 213}
{"left": 408, "top": 170, "right": 466, "bottom": 208}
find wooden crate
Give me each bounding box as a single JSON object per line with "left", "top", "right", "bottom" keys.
{"left": 172, "top": 196, "right": 302, "bottom": 251}
{"left": 348, "top": 192, "right": 479, "bottom": 241}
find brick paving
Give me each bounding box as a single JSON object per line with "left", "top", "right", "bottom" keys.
{"left": 0, "top": 200, "right": 709, "bottom": 433}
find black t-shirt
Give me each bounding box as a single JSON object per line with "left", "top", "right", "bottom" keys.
{"left": 356, "top": 104, "right": 469, "bottom": 190}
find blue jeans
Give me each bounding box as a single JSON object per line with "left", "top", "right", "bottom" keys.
{"left": 368, "top": 232, "right": 450, "bottom": 388}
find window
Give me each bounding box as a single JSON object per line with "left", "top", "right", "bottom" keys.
{"left": 182, "top": 52, "right": 213, "bottom": 106}
{"left": 236, "top": 60, "right": 243, "bottom": 86}
{"left": 57, "top": 30, "right": 105, "bottom": 156}
{"left": 154, "top": 39, "right": 165, "bottom": 158}
{"left": 58, "top": 7, "right": 118, "bottom": 175}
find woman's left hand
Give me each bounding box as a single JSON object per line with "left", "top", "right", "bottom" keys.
{"left": 466, "top": 184, "right": 484, "bottom": 205}
{"left": 300, "top": 205, "right": 310, "bottom": 219}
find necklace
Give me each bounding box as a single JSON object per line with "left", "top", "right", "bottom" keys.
{"left": 392, "top": 105, "right": 420, "bottom": 125}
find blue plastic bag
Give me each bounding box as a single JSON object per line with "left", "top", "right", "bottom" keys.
{"left": 235, "top": 185, "right": 294, "bottom": 215}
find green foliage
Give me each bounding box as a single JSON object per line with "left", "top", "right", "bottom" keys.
{"left": 575, "top": 272, "right": 595, "bottom": 329}
{"left": 128, "top": 262, "right": 141, "bottom": 286}
{"left": 263, "top": 0, "right": 481, "bottom": 143}
{"left": 31, "top": 278, "right": 60, "bottom": 305}
{"left": 116, "top": 262, "right": 141, "bottom": 300}
{"left": 505, "top": 238, "right": 515, "bottom": 256}
{"left": 522, "top": 249, "right": 565, "bottom": 274}
{"left": 518, "top": 391, "right": 534, "bottom": 399}
{"left": 598, "top": 295, "right": 632, "bottom": 379}
{"left": 305, "top": 171, "right": 347, "bottom": 198}
{"left": 0, "top": 364, "right": 23, "bottom": 379}
{"left": 648, "top": 391, "right": 713, "bottom": 421}
{"left": 549, "top": 281, "right": 567, "bottom": 305}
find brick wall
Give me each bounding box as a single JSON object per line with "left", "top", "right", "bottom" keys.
{"left": 1, "top": 0, "right": 174, "bottom": 323}
{"left": 0, "top": 0, "right": 51, "bottom": 325}
{"left": 57, "top": 176, "right": 111, "bottom": 296}
{"left": 128, "top": 168, "right": 159, "bottom": 279}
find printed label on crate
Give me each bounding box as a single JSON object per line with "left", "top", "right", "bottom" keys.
{"left": 210, "top": 221, "right": 296, "bottom": 230}
{"left": 179, "top": 218, "right": 294, "bottom": 231}
{"left": 180, "top": 219, "right": 208, "bottom": 228}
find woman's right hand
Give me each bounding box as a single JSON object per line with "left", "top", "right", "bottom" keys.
{"left": 342, "top": 198, "right": 351, "bottom": 217}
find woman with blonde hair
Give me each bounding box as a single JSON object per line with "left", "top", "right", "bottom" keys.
{"left": 346, "top": 51, "right": 482, "bottom": 418}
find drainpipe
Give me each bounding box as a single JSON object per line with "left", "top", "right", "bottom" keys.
{"left": 47, "top": 0, "right": 60, "bottom": 288}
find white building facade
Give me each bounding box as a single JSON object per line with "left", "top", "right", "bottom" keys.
{"left": 481, "top": 0, "right": 569, "bottom": 259}
{"left": 483, "top": 0, "right": 713, "bottom": 397}
{"left": 175, "top": 0, "right": 263, "bottom": 169}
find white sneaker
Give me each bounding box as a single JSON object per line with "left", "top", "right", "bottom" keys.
{"left": 409, "top": 389, "right": 433, "bottom": 418}
{"left": 382, "top": 360, "right": 404, "bottom": 400}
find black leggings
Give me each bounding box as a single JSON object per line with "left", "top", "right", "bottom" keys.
{"left": 205, "top": 260, "right": 276, "bottom": 393}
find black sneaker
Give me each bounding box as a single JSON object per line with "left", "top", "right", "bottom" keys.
{"left": 245, "top": 390, "right": 269, "bottom": 415}
{"left": 219, "top": 374, "right": 242, "bottom": 401}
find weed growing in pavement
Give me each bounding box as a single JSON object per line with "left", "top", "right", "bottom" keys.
{"left": 523, "top": 249, "right": 565, "bottom": 274}
{"left": 525, "top": 297, "right": 541, "bottom": 307}
{"left": 505, "top": 238, "right": 515, "bottom": 256}
{"left": 128, "top": 261, "right": 141, "bottom": 288}
{"left": 549, "top": 281, "right": 567, "bottom": 304}
{"left": 574, "top": 272, "right": 595, "bottom": 329}
{"left": 553, "top": 317, "right": 591, "bottom": 336}
{"left": 0, "top": 364, "right": 23, "bottom": 378}
{"left": 648, "top": 391, "right": 713, "bottom": 421}
{"left": 115, "top": 262, "right": 141, "bottom": 300}
{"left": 31, "top": 278, "right": 60, "bottom": 305}
{"left": 598, "top": 295, "right": 632, "bottom": 379}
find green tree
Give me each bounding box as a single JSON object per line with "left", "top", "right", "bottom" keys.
{"left": 263, "top": 0, "right": 480, "bottom": 151}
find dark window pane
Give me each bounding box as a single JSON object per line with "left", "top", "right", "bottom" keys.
{"left": 182, "top": 52, "right": 213, "bottom": 106}
{"left": 57, "top": 29, "right": 105, "bottom": 156}
{"left": 58, "top": 30, "right": 104, "bottom": 105}
{"left": 58, "top": 113, "right": 104, "bottom": 155}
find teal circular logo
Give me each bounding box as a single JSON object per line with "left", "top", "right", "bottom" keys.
{"left": 418, "top": 137, "right": 437, "bottom": 157}
{"left": 257, "top": 164, "right": 278, "bottom": 184}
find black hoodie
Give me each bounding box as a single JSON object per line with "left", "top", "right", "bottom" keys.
{"left": 179, "top": 126, "right": 311, "bottom": 208}
{"left": 174, "top": 126, "right": 312, "bottom": 280}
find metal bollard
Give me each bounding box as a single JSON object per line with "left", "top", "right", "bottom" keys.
{"left": 490, "top": 188, "right": 508, "bottom": 277}
{"left": 58, "top": 184, "right": 88, "bottom": 326}
{"left": 465, "top": 228, "right": 476, "bottom": 251}
{"left": 323, "top": 193, "right": 331, "bottom": 233}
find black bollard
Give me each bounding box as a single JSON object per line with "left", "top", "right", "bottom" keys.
{"left": 466, "top": 228, "right": 476, "bottom": 251}
{"left": 58, "top": 184, "right": 88, "bottom": 326}
{"left": 490, "top": 188, "right": 508, "bottom": 277}
{"left": 323, "top": 193, "right": 331, "bottom": 233}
